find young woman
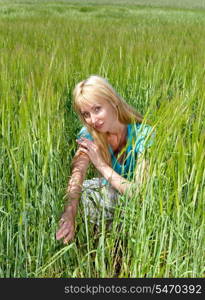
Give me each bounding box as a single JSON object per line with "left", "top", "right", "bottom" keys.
{"left": 56, "top": 75, "right": 155, "bottom": 244}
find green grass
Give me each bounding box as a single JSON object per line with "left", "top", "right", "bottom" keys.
{"left": 0, "top": 0, "right": 204, "bottom": 277}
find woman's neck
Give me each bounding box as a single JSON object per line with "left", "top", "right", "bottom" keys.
{"left": 107, "top": 123, "right": 127, "bottom": 150}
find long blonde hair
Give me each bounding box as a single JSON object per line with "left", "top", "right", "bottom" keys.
{"left": 73, "top": 75, "right": 144, "bottom": 166}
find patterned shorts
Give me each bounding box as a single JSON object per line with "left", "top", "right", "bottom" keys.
{"left": 81, "top": 177, "right": 119, "bottom": 225}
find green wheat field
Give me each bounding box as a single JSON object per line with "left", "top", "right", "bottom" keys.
{"left": 0, "top": 0, "right": 204, "bottom": 278}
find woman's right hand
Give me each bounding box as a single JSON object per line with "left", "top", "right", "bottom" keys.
{"left": 56, "top": 209, "right": 75, "bottom": 244}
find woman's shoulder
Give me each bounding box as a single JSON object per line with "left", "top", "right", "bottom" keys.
{"left": 128, "top": 122, "right": 155, "bottom": 152}
{"left": 77, "top": 126, "right": 94, "bottom": 141}
{"left": 128, "top": 122, "right": 154, "bottom": 137}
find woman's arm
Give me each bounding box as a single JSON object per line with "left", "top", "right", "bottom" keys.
{"left": 77, "top": 138, "right": 150, "bottom": 195}
{"left": 65, "top": 149, "right": 90, "bottom": 214}
{"left": 56, "top": 149, "right": 90, "bottom": 243}
{"left": 133, "top": 154, "right": 150, "bottom": 193}
{"left": 97, "top": 156, "right": 149, "bottom": 195}
{"left": 97, "top": 163, "right": 130, "bottom": 194}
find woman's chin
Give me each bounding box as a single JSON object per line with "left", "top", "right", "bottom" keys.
{"left": 95, "top": 124, "right": 105, "bottom": 132}
{"left": 96, "top": 128, "right": 105, "bottom": 132}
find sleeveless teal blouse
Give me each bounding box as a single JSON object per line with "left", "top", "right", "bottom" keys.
{"left": 77, "top": 123, "right": 155, "bottom": 182}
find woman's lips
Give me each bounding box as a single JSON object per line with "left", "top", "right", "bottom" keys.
{"left": 95, "top": 123, "right": 104, "bottom": 129}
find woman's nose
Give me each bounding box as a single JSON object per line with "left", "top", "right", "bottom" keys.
{"left": 90, "top": 114, "right": 97, "bottom": 125}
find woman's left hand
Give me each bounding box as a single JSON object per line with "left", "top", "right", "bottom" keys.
{"left": 76, "top": 138, "right": 106, "bottom": 170}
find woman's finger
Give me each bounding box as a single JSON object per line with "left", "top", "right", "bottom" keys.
{"left": 79, "top": 147, "right": 89, "bottom": 154}
{"left": 77, "top": 138, "right": 94, "bottom": 148}
{"left": 58, "top": 220, "right": 68, "bottom": 231}
{"left": 56, "top": 227, "right": 70, "bottom": 240}
{"left": 80, "top": 138, "right": 92, "bottom": 144}
{"left": 77, "top": 140, "right": 89, "bottom": 148}
{"left": 59, "top": 218, "right": 65, "bottom": 226}
{"left": 56, "top": 222, "right": 70, "bottom": 240}
{"left": 63, "top": 232, "right": 74, "bottom": 244}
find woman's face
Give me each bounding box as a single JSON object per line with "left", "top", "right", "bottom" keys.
{"left": 80, "top": 98, "right": 117, "bottom": 133}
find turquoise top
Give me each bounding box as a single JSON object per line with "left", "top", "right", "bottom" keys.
{"left": 77, "top": 123, "right": 155, "bottom": 182}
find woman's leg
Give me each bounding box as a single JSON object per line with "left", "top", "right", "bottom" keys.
{"left": 81, "top": 177, "right": 119, "bottom": 226}
{"left": 81, "top": 178, "right": 123, "bottom": 276}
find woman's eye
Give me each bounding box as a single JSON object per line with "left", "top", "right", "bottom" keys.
{"left": 83, "top": 112, "right": 89, "bottom": 118}
{"left": 95, "top": 106, "right": 101, "bottom": 113}
{"left": 82, "top": 107, "right": 100, "bottom": 118}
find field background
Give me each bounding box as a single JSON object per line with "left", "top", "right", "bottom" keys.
{"left": 0, "top": 0, "right": 204, "bottom": 277}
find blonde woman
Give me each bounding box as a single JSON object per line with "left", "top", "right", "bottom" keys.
{"left": 56, "top": 75, "right": 155, "bottom": 244}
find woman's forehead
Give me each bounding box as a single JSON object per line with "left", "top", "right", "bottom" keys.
{"left": 79, "top": 97, "right": 106, "bottom": 110}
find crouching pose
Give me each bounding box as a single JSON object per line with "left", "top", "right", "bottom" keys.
{"left": 56, "top": 75, "right": 155, "bottom": 244}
